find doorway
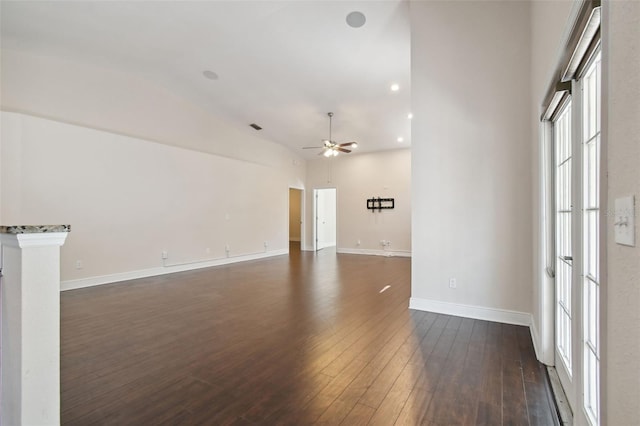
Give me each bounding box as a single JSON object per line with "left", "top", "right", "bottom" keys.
{"left": 288, "top": 188, "right": 303, "bottom": 251}
{"left": 314, "top": 188, "right": 336, "bottom": 251}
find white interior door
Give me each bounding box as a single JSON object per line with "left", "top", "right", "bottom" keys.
{"left": 315, "top": 188, "right": 336, "bottom": 251}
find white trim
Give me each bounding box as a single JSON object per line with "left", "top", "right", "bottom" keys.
{"left": 409, "top": 297, "right": 532, "bottom": 327}
{"left": 539, "top": 120, "right": 557, "bottom": 367}
{"left": 337, "top": 248, "right": 412, "bottom": 258}
{"left": 530, "top": 320, "right": 544, "bottom": 363}
{"left": 0, "top": 232, "right": 69, "bottom": 248}
{"left": 61, "top": 249, "right": 288, "bottom": 291}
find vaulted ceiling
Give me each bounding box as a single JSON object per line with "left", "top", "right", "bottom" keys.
{"left": 1, "top": 1, "right": 411, "bottom": 158}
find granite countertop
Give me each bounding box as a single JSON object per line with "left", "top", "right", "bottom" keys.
{"left": 0, "top": 225, "right": 71, "bottom": 234}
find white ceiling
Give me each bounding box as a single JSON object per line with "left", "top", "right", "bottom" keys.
{"left": 1, "top": 1, "right": 411, "bottom": 158}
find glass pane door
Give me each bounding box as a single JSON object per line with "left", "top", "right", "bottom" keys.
{"left": 554, "top": 99, "right": 575, "bottom": 402}
{"left": 582, "top": 50, "right": 601, "bottom": 426}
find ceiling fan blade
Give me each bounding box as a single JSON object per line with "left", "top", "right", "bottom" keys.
{"left": 338, "top": 142, "right": 357, "bottom": 147}
{"left": 302, "top": 146, "right": 321, "bottom": 149}
{"left": 336, "top": 147, "right": 352, "bottom": 153}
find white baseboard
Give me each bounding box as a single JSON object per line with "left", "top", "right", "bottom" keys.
{"left": 61, "top": 249, "right": 288, "bottom": 291}
{"left": 337, "top": 248, "right": 412, "bottom": 258}
{"left": 409, "top": 297, "right": 532, "bottom": 327}
{"left": 530, "top": 319, "right": 542, "bottom": 361}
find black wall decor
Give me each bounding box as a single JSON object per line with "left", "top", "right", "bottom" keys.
{"left": 367, "top": 197, "right": 395, "bottom": 212}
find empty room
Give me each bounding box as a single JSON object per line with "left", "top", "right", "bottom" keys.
{"left": 0, "top": 1, "right": 638, "bottom": 425}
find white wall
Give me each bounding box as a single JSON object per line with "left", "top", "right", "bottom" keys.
{"left": 410, "top": 0, "right": 532, "bottom": 318}
{"left": 1, "top": 49, "right": 302, "bottom": 171}
{"left": 304, "top": 149, "right": 411, "bottom": 256}
{"left": 1, "top": 112, "right": 304, "bottom": 285}
{"left": 602, "top": 1, "right": 640, "bottom": 423}
{"left": 1, "top": 49, "right": 306, "bottom": 287}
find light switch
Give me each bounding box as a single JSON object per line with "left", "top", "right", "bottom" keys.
{"left": 614, "top": 195, "right": 635, "bottom": 247}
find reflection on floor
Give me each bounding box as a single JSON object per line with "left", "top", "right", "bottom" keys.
{"left": 61, "top": 249, "right": 558, "bottom": 425}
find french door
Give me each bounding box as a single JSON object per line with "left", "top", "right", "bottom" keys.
{"left": 581, "top": 50, "right": 601, "bottom": 426}
{"left": 551, "top": 49, "right": 601, "bottom": 425}
{"left": 553, "top": 98, "right": 576, "bottom": 405}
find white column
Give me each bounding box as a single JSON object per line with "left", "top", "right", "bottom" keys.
{"left": 1, "top": 230, "right": 69, "bottom": 426}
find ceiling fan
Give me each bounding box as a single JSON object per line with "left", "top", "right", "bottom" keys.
{"left": 302, "top": 112, "right": 358, "bottom": 157}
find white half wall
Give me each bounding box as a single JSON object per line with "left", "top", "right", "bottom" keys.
{"left": 410, "top": 1, "right": 532, "bottom": 314}
{"left": 304, "top": 149, "right": 411, "bottom": 255}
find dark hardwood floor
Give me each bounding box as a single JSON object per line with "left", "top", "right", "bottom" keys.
{"left": 61, "top": 243, "right": 558, "bottom": 425}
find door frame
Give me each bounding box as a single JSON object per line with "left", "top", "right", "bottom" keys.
{"left": 288, "top": 186, "right": 305, "bottom": 250}
{"left": 287, "top": 186, "right": 305, "bottom": 250}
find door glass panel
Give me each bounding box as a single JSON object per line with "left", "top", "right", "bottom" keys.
{"left": 582, "top": 50, "right": 601, "bottom": 426}
{"left": 555, "top": 101, "right": 573, "bottom": 376}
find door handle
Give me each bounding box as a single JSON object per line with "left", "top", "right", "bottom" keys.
{"left": 546, "top": 267, "right": 555, "bottom": 278}
{"left": 562, "top": 256, "right": 573, "bottom": 261}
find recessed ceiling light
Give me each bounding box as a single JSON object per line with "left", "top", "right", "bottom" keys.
{"left": 407, "top": 113, "right": 413, "bottom": 119}
{"left": 346, "top": 11, "right": 366, "bottom": 28}
{"left": 397, "top": 137, "right": 404, "bottom": 143}
{"left": 390, "top": 83, "right": 400, "bottom": 92}
{"left": 202, "top": 70, "right": 219, "bottom": 80}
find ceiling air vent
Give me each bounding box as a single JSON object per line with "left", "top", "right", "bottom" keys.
{"left": 249, "top": 123, "right": 263, "bottom": 131}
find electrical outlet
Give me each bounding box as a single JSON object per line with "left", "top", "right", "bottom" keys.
{"left": 206, "top": 247, "right": 211, "bottom": 254}
{"left": 75, "top": 260, "right": 83, "bottom": 270}
{"left": 449, "top": 278, "right": 457, "bottom": 289}
{"left": 357, "top": 239, "right": 361, "bottom": 246}
{"left": 161, "top": 251, "right": 168, "bottom": 260}
{"left": 225, "top": 244, "right": 230, "bottom": 252}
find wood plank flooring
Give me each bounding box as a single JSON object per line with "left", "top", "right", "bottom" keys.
{"left": 61, "top": 244, "right": 559, "bottom": 425}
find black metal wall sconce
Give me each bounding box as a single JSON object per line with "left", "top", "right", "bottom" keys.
{"left": 367, "top": 197, "right": 395, "bottom": 212}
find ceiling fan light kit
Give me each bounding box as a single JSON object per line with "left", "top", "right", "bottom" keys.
{"left": 302, "top": 112, "right": 358, "bottom": 158}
